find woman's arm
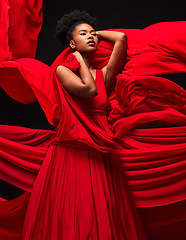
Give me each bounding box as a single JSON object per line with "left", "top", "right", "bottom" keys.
{"left": 96, "top": 31, "right": 127, "bottom": 90}
{"left": 56, "top": 51, "right": 98, "bottom": 98}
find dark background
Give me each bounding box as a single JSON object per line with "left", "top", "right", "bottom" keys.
{"left": 0, "top": 0, "right": 185, "bottom": 130}
{"left": 0, "top": 1, "right": 186, "bottom": 199}
{"left": 37, "top": 0, "right": 186, "bottom": 65}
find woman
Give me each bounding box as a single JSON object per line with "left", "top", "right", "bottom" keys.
{"left": 22, "top": 10, "right": 146, "bottom": 240}
{"left": 55, "top": 10, "right": 126, "bottom": 96}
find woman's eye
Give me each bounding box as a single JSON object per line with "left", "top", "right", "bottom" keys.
{"left": 80, "top": 33, "right": 86, "bottom": 35}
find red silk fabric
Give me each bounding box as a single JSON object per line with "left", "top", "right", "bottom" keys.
{"left": 0, "top": 0, "right": 43, "bottom": 61}
{"left": 0, "top": 2, "right": 186, "bottom": 238}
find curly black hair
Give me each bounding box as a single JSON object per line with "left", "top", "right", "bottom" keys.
{"left": 55, "top": 10, "right": 99, "bottom": 46}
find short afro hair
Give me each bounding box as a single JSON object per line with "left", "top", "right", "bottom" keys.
{"left": 55, "top": 10, "right": 99, "bottom": 46}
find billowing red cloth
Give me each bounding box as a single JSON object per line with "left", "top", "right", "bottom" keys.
{"left": 0, "top": 0, "right": 12, "bottom": 61}
{"left": 0, "top": 0, "right": 43, "bottom": 61}
{"left": 0, "top": 125, "right": 55, "bottom": 191}
{"left": 0, "top": 13, "right": 186, "bottom": 239}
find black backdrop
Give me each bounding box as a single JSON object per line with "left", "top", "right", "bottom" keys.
{"left": 0, "top": 0, "right": 185, "bottom": 130}
{"left": 0, "top": 1, "right": 186, "bottom": 199}
{"left": 37, "top": 0, "right": 186, "bottom": 65}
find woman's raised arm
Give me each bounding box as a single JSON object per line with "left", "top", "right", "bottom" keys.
{"left": 96, "top": 31, "right": 127, "bottom": 89}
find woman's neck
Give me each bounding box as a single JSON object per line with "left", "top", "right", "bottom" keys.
{"left": 82, "top": 54, "right": 94, "bottom": 69}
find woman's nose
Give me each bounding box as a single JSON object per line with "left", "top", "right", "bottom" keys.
{"left": 87, "top": 33, "right": 93, "bottom": 39}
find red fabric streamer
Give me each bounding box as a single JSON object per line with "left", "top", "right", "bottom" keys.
{"left": 0, "top": 0, "right": 43, "bottom": 61}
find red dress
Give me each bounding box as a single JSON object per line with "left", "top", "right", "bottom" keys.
{"left": 22, "top": 69, "right": 146, "bottom": 239}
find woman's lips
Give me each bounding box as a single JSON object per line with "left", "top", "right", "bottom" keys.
{"left": 87, "top": 40, "right": 95, "bottom": 46}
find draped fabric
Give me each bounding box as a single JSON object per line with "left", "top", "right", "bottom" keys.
{"left": 0, "top": 0, "right": 43, "bottom": 61}
{"left": 0, "top": 1, "right": 186, "bottom": 238}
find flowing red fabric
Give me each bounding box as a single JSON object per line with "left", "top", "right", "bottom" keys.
{"left": 0, "top": 0, "right": 43, "bottom": 61}
{"left": 0, "top": 3, "right": 186, "bottom": 238}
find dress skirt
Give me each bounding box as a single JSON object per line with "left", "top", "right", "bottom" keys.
{"left": 22, "top": 141, "right": 146, "bottom": 240}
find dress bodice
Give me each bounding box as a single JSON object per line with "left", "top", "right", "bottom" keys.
{"left": 71, "top": 70, "right": 108, "bottom": 115}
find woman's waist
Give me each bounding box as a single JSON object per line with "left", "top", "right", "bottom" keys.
{"left": 82, "top": 108, "right": 107, "bottom": 115}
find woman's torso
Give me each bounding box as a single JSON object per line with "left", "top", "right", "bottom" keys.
{"left": 72, "top": 69, "right": 108, "bottom": 115}
{"left": 71, "top": 69, "right": 111, "bottom": 132}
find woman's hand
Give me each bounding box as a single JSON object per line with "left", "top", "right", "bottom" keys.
{"left": 73, "top": 51, "right": 83, "bottom": 63}
{"left": 96, "top": 30, "right": 126, "bottom": 43}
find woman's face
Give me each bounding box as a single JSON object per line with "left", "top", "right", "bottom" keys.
{"left": 70, "top": 23, "right": 98, "bottom": 54}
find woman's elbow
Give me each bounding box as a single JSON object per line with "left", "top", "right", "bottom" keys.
{"left": 88, "top": 87, "right": 98, "bottom": 98}
{"left": 118, "top": 33, "right": 127, "bottom": 43}
{"left": 84, "top": 85, "right": 98, "bottom": 98}
{"left": 76, "top": 85, "right": 98, "bottom": 98}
